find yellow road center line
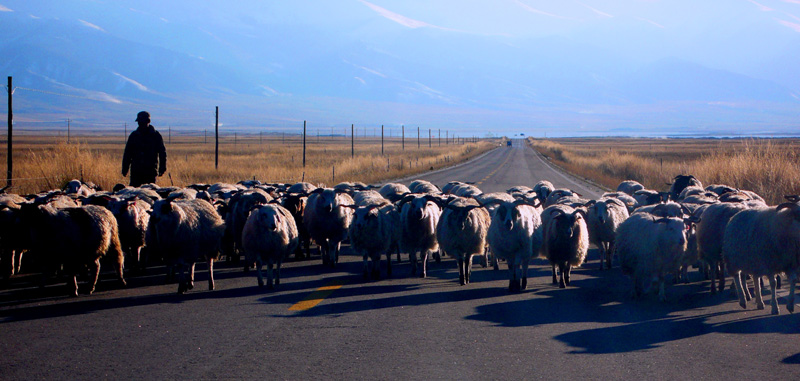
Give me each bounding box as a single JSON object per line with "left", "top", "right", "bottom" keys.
{"left": 288, "top": 279, "right": 347, "bottom": 311}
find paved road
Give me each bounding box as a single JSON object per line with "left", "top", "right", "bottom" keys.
{"left": 1, "top": 140, "right": 797, "bottom": 379}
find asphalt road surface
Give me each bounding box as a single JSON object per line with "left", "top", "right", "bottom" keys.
{"left": 1, "top": 140, "right": 797, "bottom": 379}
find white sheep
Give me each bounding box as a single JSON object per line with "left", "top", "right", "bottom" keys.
{"left": 106, "top": 197, "right": 151, "bottom": 274}
{"left": 146, "top": 199, "right": 225, "bottom": 294}
{"left": 668, "top": 175, "right": 703, "bottom": 201}
{"left": 398, "top": 193, "right": 442, "bottom": 277}
{"left": 532, "top": 181, "right": 554, "bottom": 204}
{"left": 242, "top": 203, "right": 299, "bottom": 289}
{"left": 303, "top": 188, "right": 354, "bottom": 267}
{"left": 379, "top": 183, "right": 411, "bottom": 203}
{"left": 615, "top": 213, "right": 688, "bottom": 301}
{"left": 20, "top": 203, "right": 125, "bottom": 296}
{"left": 541, "top": 204, "right": 589, "bottom": 288}
{"left": 486, "top": 198, "right": 543, "bottom": 291}
{"left": 723, "top": 197, "right": 800, "bottom": 314}
{"left": 544, "top": 188, "right": 580, "bottom": 208}
{"left": 616, "top": 180, "right": 645, "bottom": 196}
{"left": 348, "top": 197, "right": 398, "bottom": 280}
{"left": 0, "top": 195, "right": 27, "bottom": 277}
{"left": 408, "top": 180, "right": 441, "bottom": 195}
{"left": 633, "top": 189, "right": 668, "bottom": 207}
{"left": 436, "top": 197, "right": 490, "bottom": 285}
{"left": 225, "top": 188, "right": 272, "bottom": 263}
{"left": 586, "top": 197, "right": 629, "bottom": 270}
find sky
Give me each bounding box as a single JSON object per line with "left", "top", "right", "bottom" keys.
{"left": 0, "top": 0, "right": 799, "bottom": 137}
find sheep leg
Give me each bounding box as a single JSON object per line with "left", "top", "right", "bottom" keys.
{"left": 69, "top": 275, "right": 79, "bottom": 297}
{"left": 605, "top": 241, "right": 614, "bottom": 270}
{"left": 768, "top": 275, "right": 779, "bottom": 315}
{"left": 457, "top": 258, "right": 465, "bottom": 285}
{"left": 521, "top": 258, "right": 530, "bottom": 290}
{"left": 658, "top": 276, "right": 667, "bottom": 302}
{"left": 558, "top": 264, "right": 567, "bottom": 288}
{"left": 177, "top": 264, "right": 188, "bottom": 294}
{"left": 598, "top": 243, "right": 606, "bottom": 270}
{"left": 742, "top": 274, "right": 752, "bottom": 301}
{"left": 492, "top": 251, "right": 499, "bottom": 271}
{"left": 507, "top": 261, "right": 517, "bottom": 291}
{"left": 433, "top": 250, "right": 441, "bottom": 264}
{"left": 410, "top": 251, "right": 418, "bottom": 276}
{"left": 207, "top": 258, "right": 215, "bottom": 291}
{"left": 709, "top": 263, "right": 718, "bottom": 294}
{"left": 266, "top": 257, "right": 274, "bottom": 290}
{"left": 465, "top": 254, "right": 474, "bottom": 284}
{"left": 321, "top": 240, "right": 329, "bottom": 266}
{"left": 482, "top": 247, "right": 489, "bottom": 268}
{"left": 275, "top": 259, "right": 281, "bottom": 286}
{"left": 564, "top": 264, "right": 572, "bottom": 287}
{"left": 731, "top": 272, "right": 747, "bottom": 309}
{"left": 787, "top": 274, "right": 796, "bottom": 313}
{"left": 188, "top": 263, "right": 196, "bottom": 290}
{"left": 551, "top": 264, "right": 558, "bottom": 285}
{"left": 753, "top": 275, "right": 764, "bottom": 310}
{"left": 255, "top": 256, "right": 264, "bottom": 287}
{"left": 717, "top": 263, "right": 725, "bottom": 292}
{"left": 362, "top": 252, "right": 370, "bottom": 280}
{"left": 420, "top": 250, "right": 429, "bottom": 278}
{"left": 87, "top": 258, "right": 101, "bottom": 295}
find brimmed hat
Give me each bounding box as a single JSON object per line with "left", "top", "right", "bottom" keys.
{"left": 135, "top": 111, "right": 151, "bottom": 122}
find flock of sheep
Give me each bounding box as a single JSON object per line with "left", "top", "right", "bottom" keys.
{"left": 0, "top": 174, "right": 798, "bottom": 315}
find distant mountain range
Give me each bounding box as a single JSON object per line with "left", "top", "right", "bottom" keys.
{"left": 1, "top": 1, "right": 799, "bottom": 137}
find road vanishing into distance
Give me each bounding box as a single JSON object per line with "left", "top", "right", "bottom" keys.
{"left": 1, "top": 140, "right": 797, "bottom": 379}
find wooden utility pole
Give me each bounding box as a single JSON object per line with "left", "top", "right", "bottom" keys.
{"left": 303, "top": 121, "right": 307, "bottom": 168}
{"left": 428, "top": 128, "right": 431, "bottom": 148}
{"left": 351, "top": 124, "right": 354, "bottom": 158}
{"left": 215, "top": 106, "right": 219, "bottom": 170}
{"left": 402, "top": 125, "right": 405, "bottom": 150}
{"left": 438, "top": 129, "right": 440, "bottom": 146}
{"left": 381, "top": 125, "right": 384, "bottom": 156}
{"left": 6, "top": 76, "right": 12, "bottom": 188}
{"left": 417, "top": 126, "right": 420, "bottom": 148}
{"left": 67, "top": 119, "right": 70, "bottom": 143}
{"left": 169, "top": 126, "right": 171, "bottom": 144}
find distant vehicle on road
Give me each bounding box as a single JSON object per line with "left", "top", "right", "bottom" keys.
{"left": 507, "top": 141, "right": 513, "bottom": 147}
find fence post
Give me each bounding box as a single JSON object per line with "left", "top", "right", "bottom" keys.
{"left": 428, "top": 128, "right": 431, "bottom": 148}
{"left": 6, "top": 76, "right": 12, "bottom": 188}
{"left": 351, "top": 124, "right": 354, "bottom": 158}
{"left": 303, "top": 120, "right": 307, "bottom": 168}
{"left": 215, "top": 106, "right": 219, "bottom": 170}
{"left": 402, "top": 125, "right": 405, "bottom": 150}
{"left": 417, "top": 126, "right": 420, "bottom": 148}
{"left": 381, "top": 125, "right": 384, "bottom": 156}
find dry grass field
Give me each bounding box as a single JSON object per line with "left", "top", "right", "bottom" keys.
{"left": 527, "top": 137, "right": 800, "bottom": 205}
{"left": 2, "top": 133, "right": 499, "bottom": 194}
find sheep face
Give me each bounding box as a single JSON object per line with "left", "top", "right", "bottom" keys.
{"left": 495, "top": 203, "right": 520, "bottom": 231}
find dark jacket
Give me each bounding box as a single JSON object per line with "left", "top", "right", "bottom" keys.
{"left": 122, "top": 125, "right": 166, "bottom": 179}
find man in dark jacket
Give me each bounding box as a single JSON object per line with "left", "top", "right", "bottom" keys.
{"left": 122, "top": 111, "right": 167, "bottom": 187}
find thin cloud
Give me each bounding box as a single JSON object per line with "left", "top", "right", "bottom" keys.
{"left": 78, "top": 19, "right": 106, "bottom": 32}
{"left": 0, "top": 5, "right": 12, "bottom": 12}
{"left": 513, "top": 0, "right": 574, "bottom": 20}
{"left": 747, "top": 0, "right": 773, "bottom": 11}
{"left": 784, "top": 12, "right": 800, "bottom": 22}
{"left": 575, "top": 1, "right": 613, "bottom": 18}
{"left": 355, "top": 77, "right": 367, "bottom": 85}
{"left": 636, "top": 16, "right": 665, "bottom": 28}
{"left": 358, "top": 0, "right": 455, "bottom": 31}
{"left": 112, "top": 72, "right": 149, "bottom": 92}
{"left": 776, "top": 18, "right": 800, "bottom": 32}
{"left": 781, "top": 0, "right": 800, "bottom": 4}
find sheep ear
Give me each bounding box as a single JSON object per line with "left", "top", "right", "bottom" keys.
{"left": 784, "top": 195, "right": 800, "bottom": 203}
{"left": 310, "top": 188, "right": 325, "bottom": 195}
{"left": 549, "top": 209, "right": 564, "bottom": 218}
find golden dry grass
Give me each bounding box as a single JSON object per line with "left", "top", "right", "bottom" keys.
{"left": 2, "top": 133, "right": 498, "bottom": 194}
{"left": 527, "top": 137, "right": 800, "bottom": 205}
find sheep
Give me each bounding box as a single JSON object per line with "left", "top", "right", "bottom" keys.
{"left": 601, "top": 191, "right": 638, "bottom": 214}
{"left": 281, "top": 192, "right": 311, "bottom": 260}
{"left": 486, "top": 198, "right": 543, "bottom": 291}
{"left": 146, "top": 199, "right": 225, "bottom": 293}
{"left": 20, "top": 203, "right": 125, "bottom": 296}
{"left": 353, "top": 190, "right": 385, "bottom": 206}
{"left": 668, "top": 175, "right": 703, "bottom": 201}
{"left": 379, "top": 183, "right": 411, "bottom": 203}
{"left": 408, "top": 180, "right": 441, "bottom": 195}
{"left": 633, "top": 201, "right": 689, "bottom": 218}
{"left": 541, "top": 204, "right": 589, "bottom": 288}
{"left": 398, "top": 193, "right": 442, "bottom": 277}
{"left": 242, "top": 203, "right": 299, "bottom": 289}
{"left": 436, "top": 197, "right": 491, "bottom": 285}
{"left": 442, "top": 181, "right": 465, "bottom": 194}
{"left": 681, "top": 192, "right": 719, "bottom": 207}
{"left": 0, "top": 197, "right": 27, "bottom": 277}
{"left": 633, "top": 189, "right": 668, "bottom": 207}
{"left": 677, "top": 185, "right": 705, "bottom": 201}
{"left": 706, "top": 184, "right": 737, "bottom": 196}
{"left": 303, "top": 188, "right": 355, "bottom": 267}
{"left": 616, "top": 180, "right": 645, "bottom": 196}
{"left": 615, "top": 213, "right": 688, "bottom": 301}
{"left": 695, "top": 201, "right": 763, "bottom": 293}
{"left": 347, "top": 197, "right": 398, "bottom": 280}
{"left": 586, "top": 197, "right": 629, "bottom": 270}
{"left": 723, "top": 197, "right": 800, "bottom": 315}
{"left": 64, "top": 179, "right": 98, "bottom": 198}
{"left": 544, "top": 188, "right": 582, "bottom": 208}
{"left": 225, "top": 188, "right": 272, "bottom": 263}
{"left": 106, "top": 197, "right": 151, "bottom": 274}
{"left": 288, "top": 182, "right": 317, "bottom": 195}
{"left": 532, "top": 181, "right": 554, "bottom": 204}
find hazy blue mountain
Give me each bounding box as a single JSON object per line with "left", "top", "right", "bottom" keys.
{"left": 0, "top": 0, "right": 798, "bottom": 136}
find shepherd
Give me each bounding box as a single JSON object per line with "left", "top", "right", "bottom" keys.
{"left": 122, "top": 111, "right": 167, "bottom": 187}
